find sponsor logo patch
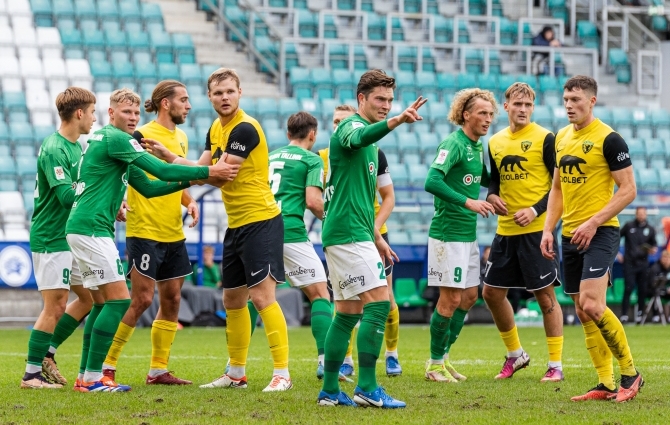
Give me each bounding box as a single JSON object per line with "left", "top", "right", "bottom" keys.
{"left": 435, "top": 149, "right": 448, "bottom": 165}
{"left": 82, "top": 269, "right": 105, "bottom": 280}
{"left": 129, "top": 138, "right": 145, "bottom": 152}
{"left": 229, "top": 141, "right": 246, "bottom": 152}
{"left": 428, "top": 267, "right": 443, "bottom": 281}
{"left": 339, "top": 274, "right": 365, "bottom": 290}
{"left": 287, "top": 266, "right": 316, "bottom": 279}
{"left": 352, "top": 121, "right": 364, "bottom": 129}
{"left": 617, "top": 152, "right": 630, "bottom": 162}
{"left": 54, "top": 166, "right": 65, "bottom": 180}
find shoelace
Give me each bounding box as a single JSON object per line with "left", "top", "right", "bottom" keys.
{"left": 269, "top": 376, "right": 283, "bottom": 386}
{"left": 377, "top": 387, "right": 392, "bottom": 402}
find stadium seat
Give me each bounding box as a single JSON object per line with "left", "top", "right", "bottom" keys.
{"left": 395, "top": 71, "right": 417, "bottom": 101}
{"left": 577, "top": 20, "right": 599, "bottom": 48}
{"left": 394, "top": 278, "right": 428, "bottom": 307}
{"left": 105, "top": 30, "right": 129, "bottom": 52}
{"left": 397, "top": 133, "right": 419, "bottom": 156}
{"left": 150, "top": 31, "right": 174, "bottom": 63}
{"left": 403, "top": 153, "right": 421, "bottom": 165}
{"left": 659, "top": 169, "right": 670, "bottom": 192}
{"left": 323, "top": 14, "right": 337, "bottom": 38}
{"left": 158, "top": 63, "right": 180, "bottom": 81}
{"left": 289, "top": 68, "right": 311, "bottom": 99}
{"left": 627, "top": 138, "right": 645, "bottom": 160}
{"left": 120, "top": 1, "right": 142, "bottom": 24}
{"left": 388, "top": 163, "right": 408, "bottom": 185}
{"left": 188, "top": 95, "right": 211, "bottom": 119}
{"left": 415, "top": 71, "right": 439, "bottom": 102}
{"left": 59, "top": 28, "right": 82, "bottom": 50}
{"left": 311, "top": 68, "right": 334, "bottom": 99}
{"left": 97, "top": 1, "right": 119, "bottom": 21}
{"left": 0, "top": 157, "right": 16, "bottom": 176}
{"left": 638, "top": 168, "right": 660, "bottom": 191}
{"left": 388, "top": 231, "right": 411, "bottom": 245}
{"left": 278, "top": 98, "right": 300, "bottom": 122}
{"left": 180, "top": 64, "right": 202, "bottom": 86}
{"left": 53, "top": 0, "right": 75, "bottom": 21}
{"left": 457, "top": 73, "right": 478, "bottom": 90}
{"left": 31, "top": 0, "right": 54, "bottom": 26}
{"left": 408, "top": 164, "right": 428, "bottom": 188}
{"left": 128, "top": 31, "right": 151, "bottom": 53}
{"left": 328, "top": 44, "right": 349, "bottom": 70}
{"left": 141, "top": 3, "right": 164, "bottom": 24}
{"left": 297, "top": 9, "right": 318, "bottom": 38}
{"left": 173, "top": 33, "right": 196, "bottom": 64}
{"left": 593, "top": 106, "right": 613, "bottom": 123}
{"left": 256, "top": 97, "right": 279, "bottom": 121}
{"left": 332, "top": 69, "right": 354, "bottom": 100}
{"left": 612, "top": 108, "right": 634, "bottom": 133}
{"left": 397, "top": 46, "right": 416, "bottom": 72}
{"left": 135, "top": 62, "right": 157, "bottom": 82}
{"left": 367, "top": 13, "right": 386, "bottom": 41}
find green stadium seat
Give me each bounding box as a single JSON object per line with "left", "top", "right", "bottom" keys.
{"left": 82, "top": 29, "right": 105, "bottom": 51}
{"left": 53, "top": 0, "right": 75, "bottom": 21}
{"left": 266, "top": 130, "right": 287, "bottom": 151}
{"left": 408, "top": 164, "right": 428, "bottom": 188}
{"left": 577, "top": 20, "right": 599, "bottom": 48}
{"left": 555, "top": 286, "right": 573, "bottom": 306}
{"left": 278, "top": 98, "right": 300, "bottom": 122}
{"left": 32, "top": 0, "right": 54, "bottom": 26}
{"left": 367, "top": 13, "right": 386, "bottom": 41}
{"left": 651, "top": 15, "right": 667, "bottom": 32}
{"left": 404, "top": 0, "right": 421, "bottom": 13}
{"left": 33, "top": 126, "right": 54, "bottom": 143}
{"left": 158, "top": 63, "right": 180, "bottom": 81}
{"left": 353, "top": 45, "right": 367, "bottom": 70}
{"left": 651, "top": 109, "right": 670, "bottom": 132}
{"left": 388, "top": 163, "right": 408, "bottom": 185}
{"left": 323, "top": 14, "right": 337, "bottom": 38}
{"left": 74, "top": 0, "right": 97, "bottom": 21}
{"left": 88, "top": 50, "right": 108, "bottom": 63}
{"left": 403, "top": 153, "right": 421, "bottom": 165}
{"left": 128, "top": 31, "right": 151, "bottom": 53}
{"left": 426, "top": 102, "right": 448, "bottom": 126}
{"left": 380, "top": 133, "right": 399, "bottom": 156}
{"left": 0, "top": 157, "right": 16, "bottom": 176}
{"left": 15, "top": 146, "right": 35, "bottom": 158}
{"left": 320, "top": 98, "right": 339, "bottom": 121}
{"left": 397, "top": 46, "right": 417, "bottom": 72}
{"left": 0, "top": 124, "right": 9, "bottom": 144}
{"left": 59, "top": 28, "right": 82, "bottom": 49}
{"left": 289, "top": 68, "right": 312, "bottom": 99}
{"left": 394, "top": 278, "right": 428, "bottom": 307}
{"left": 464, "top": 50, "right": 483, "bottom": 74}
{"left": 539, "top": 75, "right": 561, "bottom": 95}
{"left": 391, "top": 17, "right": 404, "bottom": 41}
{"left": 97, "top": 1, "right": 120, "bottom": 21}
{"left": 415, "top": 71, "right": 439, "bottom": 102}
{"left": 16, "top": 157, "right": 37, "bottom": 177}
{"left": 395, "top": 71, "right": 417, "bottom": 101}
{"left": 120, "top": 1, "right": 142, "bottom": 24}
{"left": 499, "top": 17, "right": 516, "bottom": 45}
{"left": 3, "top": 93, "right": 27, "bottom": 114}
{"left": 419, "top": 133, "right": 440, "bottom": 156}
{"left": 593, "top": 106, "right": 613, "bottom": 123}
{"left": 311, "top": 68, "right": 334, "bottom": 99}
{"left": 548, "top": 0, "right": 568, "bottom": 25}
{"left": 609, "top": 48, "right": 629, "bottom": 68}
{"left": 256, "top": 98, "right": 279, "bottom": 121}
{"left": 421, "top": 47, "right": 436, "bottom": 73}
{"left": 135, "top": 62, "right": 157, "bottom": 82}
{"left": 638, "top": 168, "right": 660, "bottom": 191}
{"left": 188, "top": 95, "right": 211, "bottom": 119}
{"left": 627, "top": 138, "right": 645, "bottom": 161}
{"left": 533, "top": 106, "right": 553, "bottom": 129}
{"left": 478, "top": 74, "right": 498, "bottom": 95}
{"left": 397, "top": 133, "right": 419, "bottom": 155}
{"left": 9, "top": 123, "right": 34, "bottom": 144}
{"left": 412, "top": 122, "right": 432, "bottom": 135}
{"left": 659, "top": 169, "right": 670, "bottom": 191}
{"left": 173, "top": 33, "right": 196, "bottom": 63}
{"left": 180, "top": 64, "right": 202, "bottom": 86}
{"left": 612, "top": 108, "right": 634, "bottom": 132}
{"left": 0, "top": 178, "right": 17, "bottom": 191}
{"left": 79, "top": 19, "right": 98, "bottom": 33}
{"left": 328, "top": 44, "right": 349, "bottom": 70}
{"left": 434, "top": 16, "right": 453, "bottom": 43}
{"left": 332, "top": 69, "right": 354, "bottom": 100}
{"left": 297, "top": 10, "right": 318, "bottom": 38}
{"left": 224, "top": 7, "right": 248, "bottom": 41}
{"left": 141, "top": 3, "right": 164, "bottom": 24}
{"left": 457, "top": 72, "right": 478, "bottom": 90}
{"left": 150, "top": 31, "right": 174, "bottom": 63}
{"left": 636, "top": 127, "right": 653, "bottom": 139}
{"left": 112, "top": 61, "right": 135, "bottom": 81}
{"left": 101, "top": 21, "right": 121, "bottom": 33}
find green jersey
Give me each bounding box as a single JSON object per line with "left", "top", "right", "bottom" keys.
{"left": 66, "top": 124, "right": 148, "bottom": 238}
{"left": 30, "top": 132, "right": 82, "bottom": 253}
{"left": 429, "top": 129, "right": 486, "bottom": 242}
{"left": 269, "top": 145, "right": 324, "bottom": 244}
{"left": 323, "top": 114, "right": 386, "bottom": 247}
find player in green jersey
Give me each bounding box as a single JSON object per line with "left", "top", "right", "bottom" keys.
{"left": 317, "top": 69, "right": 426, "bottom": 408}
{"left": 266, "top": 111, "right": 333, "bottom": 378}
{"left": 65, "top": 89, "right": 238, "bottom": 393}
{"left": 424, "top": 88, "right": 497, "bottom": 383}
{"left": 22, "top": 87, "right": 105, "bottom": 389}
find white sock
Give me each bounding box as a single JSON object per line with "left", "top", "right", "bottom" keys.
{"left": 318, "top": 354, "right": 324, "bottom": 364}
{"left": 83, "top": 371, "right": 103, "bottom": 382}
{"left": 228, "top": 366, "right": 245, "bottom": 379}
{"left": 508, "top": 348, "right": 524, "bottom": 358}
{"left": 443, "top": 353, "right": 449, "bottom": 360}
{"left": 548, "top": 361, "right": 562, "bottom": 371}
{"left": 430, "top": 359, "right": 445, "bottom": 366}
{"left": 148, "top": 369, "right": 167, "bottom": 378}
{"left": 25, "top": 364, "right": 41, "bottom": 374}
{"left": 77, "top": 373, "right": 84, "bottom": 381}
{"left": 343, "top": 356, "right": 354, "bottom": 366}
{"left": 48, "top": 346, "right": 56, "bottom": 355}
{"left": 385, "top": 350, "right": 398, "bottom": 359}
{"left": 102, "top": 363, "right": 116, "bottom": 371}
{"left": 273, "top": 368, "right": 290, "bottom": 379}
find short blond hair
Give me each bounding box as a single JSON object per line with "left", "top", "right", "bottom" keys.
{"left": 504, "top": 82, "right": 536, "bottom": 102}
{"left": 110, "top": 88, "right": 141, "bottom": 107}
{"left": 448, "top": 88, "right": 498, "bottom": 126}
{"left": 55, "top": 87, "right": 96, "bottom": 121}
{"left": 207, "top": 68, "right": 240, "bottom": 90}
{"left": 334, "top": 104, "right": 356, "bottom": 113}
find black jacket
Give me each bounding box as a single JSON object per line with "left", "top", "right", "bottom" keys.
{"left": 620, "top": 219, "right": 657, "bottom": 268}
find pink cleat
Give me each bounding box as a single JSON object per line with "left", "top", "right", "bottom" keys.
{"left": 540, "top": 367, "right": 565, "bottom": 382}
{"left": 494, "top": 351, "right": 530, "bottom": 379}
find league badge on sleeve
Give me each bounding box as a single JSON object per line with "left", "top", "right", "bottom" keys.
{"left": 436, "top": 149, "right": 448, "bottom": 165}
{"left": 129, "top": 138, "right": 145, "bottom": 152}
{"left": 54, "top": 166, "right": 65, "bottom": 180}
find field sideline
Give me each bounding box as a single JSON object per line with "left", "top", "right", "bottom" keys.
{"left": 1, "top": 325, "right": 669, "bottom": 424}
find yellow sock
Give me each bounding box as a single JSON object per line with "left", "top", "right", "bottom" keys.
{"left": 345, "top": 326, "right": 358, "bottom": 359}
{"left": 384, "top": 305, "right": 400, "bottom": 353}
{"left": 258, "top": 302, "right": 289, "bottom": 370}
{"left": 583, "top": 320, "right": 615, "bottom": 390}
{"left": 546, "top": 336, "right": 563, "bottom": 363}
{"left": 226, "top": 307, "right": 251, "bottom": 367}
{"left": 150, "top": 320, "right": 178, "bottom": 370}
{"left": 595, "top": 308, "right": 636, "bottom": 376}
{"left": 104, "top": 322, "right": 135, "bottom": 368}
{"left": 500, "top": 326, "right": 522, "bottom": 354}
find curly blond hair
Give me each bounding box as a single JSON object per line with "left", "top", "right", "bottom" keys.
{"left": 448, "top": 88, "right": 498, "bottom": 126}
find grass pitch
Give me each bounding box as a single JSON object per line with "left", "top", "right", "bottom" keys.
{"left": 0, "top": 324, "right": 668, "bottom": 424}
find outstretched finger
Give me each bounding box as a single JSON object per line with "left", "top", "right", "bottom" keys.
{"left": 410, "top": 96, "right": 426, "bottom": 110}
{"left": 415, "top": 97, "right": 428, "bottom": 110}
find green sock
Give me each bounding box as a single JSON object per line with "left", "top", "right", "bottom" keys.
{"left": 26, "top": 329, "right": 52, "bottom": 373}
{"left": 430, "top": 309, "right": 452, "bottom": 360}
{"left": 323, "top": 311, "right": 361, "bottom": 394}
{"left": 86, "top": 299, "right": 130, "bottom": 373}
{"left": 357, "top": 301, "right": 391, "bottom": 392}
{"left": 444, "top": 308, "right": 468, "bottom": 355}
{"left": 80, "top": 304, "right": 104, "bottom": 374}
{"left": 248, "top": 300, "right": 259, "bottom": 336}
{"left": 311, "top": 298, "right": 332, "bottom": 357}
{"left": 50, "top": 313, "right": 81, "bottom": 350}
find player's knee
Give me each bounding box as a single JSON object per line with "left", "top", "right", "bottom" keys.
{"left": 482, "top": 285, "right": 499, "bottom": 303}
{"left": 132, "top": 291, "right": 155, "bottom": 312}
{"left": 580, "top": 298, "right": 605, "bottom": 321}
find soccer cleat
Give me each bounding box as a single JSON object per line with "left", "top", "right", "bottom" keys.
{"left": 199, "top": 374, "right": 248, "bottom": 389}
{"left": 616, "top": 371, "right": 644, "bottom": 403}
{"left": 21, "top": 373, "right": 63, "bottom": 389}
{"left": 262, "top": 375, "right": 293, "bottom": 392}
{"left": 339, "top": 363, "right": 355, "bottom": 377}
{"left": 146, "top": 371, "right": 192, "bottom": 385}
{"left": 224, "top": 358, "right": 230, "bottom": 375}
{"left": 444, "top": 360, "right": 467, "bottom": 381}
{"left": 540, "top": 367, "right": 565, "bottom": 382}
{"left": 494, "top": 351, "right": 530, "bottom": 379}
{"left": 425, "top": 362, "right": 458, "bottom": 383}
{"left": 77, "top": 376, "right": 131, "bottom": 393}
{"left": 317, "top": 390, "right": 357, "bottom": 407}
{"left": 316, "top": 362, "right": 324, "bottom": 379}
{"left": 102, "top": 368, "right": 116, "bottom": 381}
{"left": 570, "top": 383, "right": 618, "bottom": 401}
{"left": 339, "top": 372, "right": 354, "bottom": 383}
{"left": 353, "top": 386, "right": 406, "bottom": 408}
{"left": 42, "top": 357, "right": 67, "bottom": 385}
{"left": 386, "top": 356, "right": 402, "bottom": 377}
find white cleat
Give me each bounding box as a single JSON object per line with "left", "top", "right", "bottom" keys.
{"left": 199, "top": 374, "right": 247, "bottom": 389}
{"left": 262, "top": 375, "right": 293, "bottom": 392}
{"left": 424, "top": 361, "right": 458, "bottom": 383}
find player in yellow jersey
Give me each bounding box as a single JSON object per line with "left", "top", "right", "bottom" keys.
{"left": 483, "top": 83, "right": 564, "bottom": 382}
{"left": 540, "top": 76, "right": 642, "bottom": 402}
{"left": 143, "top": 68, "right": 292, "bottom": 392}
{"left": 318, "top": 104, "right": 402, "bottom": 378}
{"left": 101, "top": 81, "right": 213, "bottom": 385}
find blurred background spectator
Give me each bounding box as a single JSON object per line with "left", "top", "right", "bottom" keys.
{"left": 190, "top": 245, "right": 222, "bottom": 288}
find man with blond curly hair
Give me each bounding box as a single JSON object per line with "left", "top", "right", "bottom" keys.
{"left": 424, "top": 88, "right": 497, "bottom": 383}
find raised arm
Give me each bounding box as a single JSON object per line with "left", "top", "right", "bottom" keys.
{"left": 127, "top": 165, "right": 190, "bottom": 198}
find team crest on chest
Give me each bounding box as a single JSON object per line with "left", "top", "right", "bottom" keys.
{"left": 521, "top": 140, "right": 532, "bottom": 152}
{"left": 180, "top": 142, "right": 186, "bottom": 154}
{"left": 582, "top": 140, "right": 594, "bottom": 154}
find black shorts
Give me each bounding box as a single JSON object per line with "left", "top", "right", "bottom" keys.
{"left": 484, "top": 231, "right": 561, "bottom": 291}
{"left": 126, "top": 237, "right": 192, "bottom": 282}
{"left": 381, "top": 232, "right": 393, "bottom": 277}
{"left": 221, "top": 214, "right": 285, "bottom": 289}
{"left": 562, "top": 226, "right": 619, "bottom": 295}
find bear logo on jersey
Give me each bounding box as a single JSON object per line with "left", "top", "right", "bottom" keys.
{"left": 499, "top": 155, "right": 528, "bottom": 172}
{"left": 521, "top": 140, "right": 532, "bottom": 152}
{"left": 559, "top": 155, "right": 586, "bottom": 175}
{"left": 582, "top": 140, "right": 594, "bottom": 154}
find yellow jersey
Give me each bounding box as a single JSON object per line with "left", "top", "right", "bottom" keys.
{"left": 207, "top": 109, "right": 280, "bottom": 229}
{"left": 126, "top": 120, "right": 188, "bottom": 242}
{"left": 319, "top": 147, "right": 390, "bottom": 235}
{"left": 488, "top": 122, "right": 554, "bottom": 236}
{"left": 555, "top": 119, "right": 632, "bottom": 236}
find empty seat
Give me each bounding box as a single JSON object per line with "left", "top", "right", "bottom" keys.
{"left": 256, "top": 97, "right": 279, "bottom": 120}
{"left": 141, "top": 3, "right": 164, "bottom": 24}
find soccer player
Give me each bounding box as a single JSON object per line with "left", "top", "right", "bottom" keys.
{"left": 317, "top": 69, "right": 425, "bottom": 408}
{"left": 22, "top": 87, "right": 103, "bottom": 389}
{"left": 321, "top": 105, "right": 402, "bottom": 377}
{"left": 65, "top": 88, "right": 237, "bottom": 392}
{"left": 424, "top": 88, "right": 496, "bottom": 383}
{"left": 101, "top": 81, "right": 199, "bottom": 385}
{"left": 540, "top": 76, "right": 643, "bottom": 402}
{"left": 145, "top": 68, "right": 292, "bottom": 392}
{"left": 483, "top": 82, "right": 564, "bottom": 382}
{"left": 266, "top": 111, "right": 332, "bottom": 378}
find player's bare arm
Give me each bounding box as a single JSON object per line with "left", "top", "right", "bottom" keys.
{"left": 541, "top": 167, "right": 563, "bottom": 260}
{"left": 305, "top": 186, "right": 324, "bottom": 219}
{"left": 374, "top": 228, "right": 399, "bottom": 265}
{"left": 570, "top": 165, "right": 636, "bottom": 251}
{"left": 375, "top": 184, "right": 395, "bottom": 231}
{"left": 181, "top": 190, "right": 199, "bottom": 228}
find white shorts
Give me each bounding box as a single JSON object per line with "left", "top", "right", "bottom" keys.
{"left": 32, "top": 251, "right": 83, "bottom": 291}
{"left": 427, "top": 238, "right": 480, "bottom": 289}
{"left": 325, "top": 241, "right": 387, "bottom": 301}
{"left": 66, "top": 234, "right": 124, "bottom": 288}
{"left": 284, "top": 242, "right": 327, "bottom": 288}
